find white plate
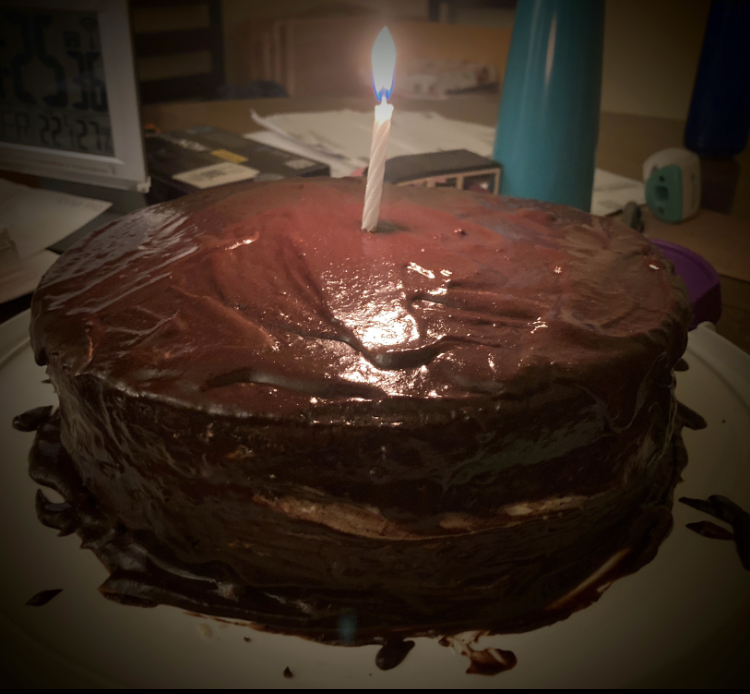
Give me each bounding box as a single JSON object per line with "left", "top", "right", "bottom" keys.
{"left": 1, "top": 313, "right": 749, "bottom": 688}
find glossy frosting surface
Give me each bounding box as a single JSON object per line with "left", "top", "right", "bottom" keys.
{"left": 31, "top": 177, "right": 689, "bottom": 424}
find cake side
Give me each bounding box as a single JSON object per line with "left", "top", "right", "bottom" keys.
{"left": 25, "top": 403, "right": 693, "bottom": 643}
{"left": 47, "top": 349, "right": 678, "bottom": 532}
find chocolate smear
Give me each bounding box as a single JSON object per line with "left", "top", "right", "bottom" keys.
{"left": 680, "top": 496, "right": 719, "bottom": 516}
{"left": 686, "top": 520, "right": 735, "bottom": 541}
{"left": 375, "top": 639, "right": 415, "bottom": 670}
{"left": 466, "top": 646, "right": 518, "bottom": 676}
{"left": 283, "top": 666, "right": 293, "bottom": 678}
{"left": 243, "top": 636, "right": 251, "bottom": 642}
{"left": 35, "top": 489, "right": 78, "bottom": 536}
{"left": 439, "top": 633, "right": 517, "bottom": 676}
{"left": 676, "top": 403, "right": 707, "bottom": 430}
{"left": 26, "top": 588, "right": 63, "bottom": 606}
{"left": 680, "top": 495, "right": 750, "bottom": 569}
{"left": 12, "top": 405, "right": 53, "bottom": 432}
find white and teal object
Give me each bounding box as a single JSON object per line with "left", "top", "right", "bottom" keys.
{"left": 643, "top": 148, "right": 701, "bottom": 223}
{"left": 492, "top": 0, "right": 605, "bottom": 212}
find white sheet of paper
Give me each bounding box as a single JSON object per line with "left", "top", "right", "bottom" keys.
{"left": 244, "top": 130, "right": 359, "bottom": 178}
{"left": 0, "top": 179, "right": 111, "bottom": 261}
{"left": 172, "top": 162, "right": 259, "bottom": 189}
{"left": 0, "top": 249, "right": 58, "bottom": 304}
{"left": 248, "top": 109, "right": 644, "bottom": 214}
{"left": 590, "top": 169, "right": 646, "bottom": 217}
{"left": 250, "top": 109, "right": 495, "bottom": 163}
{"left": 250, "top": 110, "right": 372, "bottom": 165}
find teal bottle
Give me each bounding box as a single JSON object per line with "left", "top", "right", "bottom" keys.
{"left": 493, "top": 0, "right": 605, "bottom": 211}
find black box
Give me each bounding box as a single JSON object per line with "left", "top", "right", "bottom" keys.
{"left": 381, "top": 150, "right": 501, "bottom": 194}
{"left": 145, "top": 125, "right": 330, "bottom": 203}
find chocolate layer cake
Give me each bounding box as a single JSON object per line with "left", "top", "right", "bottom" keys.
{"left": 23, "top": 177, "right": 698, "bottom": 647}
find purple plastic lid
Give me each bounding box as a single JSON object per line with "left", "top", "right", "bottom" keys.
{"left": 651, "top": 239, "right": 722, "bottom": 329}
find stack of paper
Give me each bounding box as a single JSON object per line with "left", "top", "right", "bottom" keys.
{"left": 0, "top": 179, "right": 111, "bottom": 305}
{"left": 591, "top": 169, "right": 648, "bottom": 216}
{"left": 247, "top": 109, "right": 496, "bottom": 175}
{"left": 245, "top": 109, "right": 644, "bottom": 217}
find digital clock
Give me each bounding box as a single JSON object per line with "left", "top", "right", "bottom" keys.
{"left": 0, "top": 0, "right": 148, "bottom": 191}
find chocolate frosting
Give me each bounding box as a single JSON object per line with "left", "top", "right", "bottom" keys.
{"left": 31, "top": 177, "right": 688, "bottom": 421}
{"left": 22, "top": 178, "right": 697, "bottom": 658}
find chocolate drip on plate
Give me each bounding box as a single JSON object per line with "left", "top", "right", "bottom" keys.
{"left": 676, "top": 402, "right": 708, "bottom": 430}
{"left": 439, "top": 634, "right": 517, "bottom": 676}
{"left": 680, "top": 495, "right": 750, "bottom": 569}
{"left": 12, "top": 405, "right": 53, "bottom": 432}
{"left": 26, "top": 588, "right": 63, "bottom": 606}
{"left": 465, "top": 647, "right": 518, "bottom": 676}
{"left": 35, "top": 489, "right": 78, "bottom": 536}
{"left": 375, "top": 639, "right": 415, "bottom": 670}
{"left": 686, "top": 520, "right": 735, "bottom": 541}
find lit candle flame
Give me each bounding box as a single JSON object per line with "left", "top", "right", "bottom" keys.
{"left": 371, "top": 27, "right": 396, "bottom": 101}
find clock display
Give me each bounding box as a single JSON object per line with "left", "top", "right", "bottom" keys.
{"left": 0, "top": 7, "right": 114, "bottom": 156}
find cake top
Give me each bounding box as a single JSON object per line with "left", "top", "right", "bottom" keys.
{"left": 31, "top": 177, "right": 689, "bottom": 423}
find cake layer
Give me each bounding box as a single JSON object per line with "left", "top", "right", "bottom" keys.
{"left": 48, "top": 353, "right": 676, "bottom": 532}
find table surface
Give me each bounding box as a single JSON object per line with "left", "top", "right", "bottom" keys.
{"left": 142, "top": 93, "right": 750, "bottom": 355}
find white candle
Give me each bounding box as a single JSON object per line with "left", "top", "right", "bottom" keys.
{"left": 362, "top": 27, "right": 396, "bottom": 232}
{"left": 362, "top": 98, "right": 393, "bottom": 232}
